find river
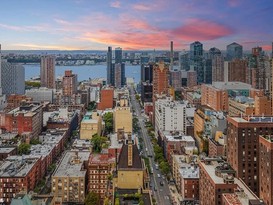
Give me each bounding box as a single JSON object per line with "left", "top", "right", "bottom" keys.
{"left": 24, "top": 64, "right": 141, "bottom": 83}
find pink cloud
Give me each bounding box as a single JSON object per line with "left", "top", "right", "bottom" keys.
{"left": 171, "top": 19, "right": 233, "bottom": 41}
{"left": 132, "top": 3, "right": 151, "bottom": 11}
{"left": 228, "top": 0, "right": 240, "bottom": 7}
{"left": 262, "top": 44, "right": 272, "bottom": 51}
{"left": 110, "top": 1, "right": 121, "bottom": 8}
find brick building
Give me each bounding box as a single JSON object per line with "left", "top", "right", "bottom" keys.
{"left": 259, "top": 135, "right": 273, "bottom": 205}
{"left": 88, "top": 151, "right": 114, "bottom": 202}
{"left": 0, "top": 157, "right": 41, "bottom": 204}
{"left": 227, "top": 116, "right": 273, "bottom": 196}
{"left": 5, "top": 104, "right": 43, "bottom": 139}
{"left": 97, "top": 87, "right": 114, "bottom": 110}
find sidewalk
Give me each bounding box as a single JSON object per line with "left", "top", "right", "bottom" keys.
{"left": 168, "top": 184, "right": 181, "bottom": 205}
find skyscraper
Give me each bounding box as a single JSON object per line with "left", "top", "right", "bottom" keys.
{"left": 106, "top": 46, "right": 113, "bottom": 85}
{"left": 189, "top": 41, "right": 204, "bottom": 84}
{"left": 207, "top": 47, "right": 224, "bottom": 83}
{"left": 141, "top": 64, "right": 153, "bottom": 83}
{"left": 115, "top": 47, "right": 122, "bottom": 64}
{"left": 1, "top": 60, "right": 25, "bottom": 95}
{"left": 40, "top": 55, "right": 55, "bottom": 88}
{"left": 226, "top": 42, "right": 243, "bottom": 61}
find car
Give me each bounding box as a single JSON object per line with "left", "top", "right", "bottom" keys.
{"left": 154, "top": 186, "right": 157, "bottom": 191}
{"left": 160, "top": 181, "right": 164, "bottom": 186}
{"left": 157, "top": 174, "right": 161, "bottom": 178}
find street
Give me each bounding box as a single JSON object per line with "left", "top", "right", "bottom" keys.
{"left": 129, "top": 86, "right": 172, "bottom": 205}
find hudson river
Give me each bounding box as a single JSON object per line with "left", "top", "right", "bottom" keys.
{"left": 24, "top": 64, "right": 141, "bottom": 83}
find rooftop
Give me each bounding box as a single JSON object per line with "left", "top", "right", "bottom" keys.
{"left": 200, "top": 158, "right": 235, "bottom": 184}
{"left": 118, "top": 143, "right": 143, "bottom": 170}
{"left": 210, "top": 82, "right": 252, "bottom": 90}
{"left": 0, "top": 147, "right": 16, "bottom": 154}
{"left": 0, "top": 156, "right": 39, "bottom": 177}
{"left": 8, "top": 104, "right": 42, "bottom": 117}
{"left": 230, "top": 116, "right": 273, "bottom": 123}
{"left": 53, "top": 150, "right": 90, "bottom": 177}
{"left": 163, "top": 131, "right": 195, "bottom": 143}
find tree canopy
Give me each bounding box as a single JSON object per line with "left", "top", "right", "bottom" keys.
{"left": 18, "top": 143, "right": 31, "bottom": 155}
{"left": 85, "top": 192, "right": 100, "bottom": 205}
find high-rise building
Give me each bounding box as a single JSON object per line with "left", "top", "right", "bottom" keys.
{"left": 170, "top": 70, "right": 181, "bottom": 90}
{"left": 227, "top": 116, "right": 273, "bottom": 195}
{"left": 179, "top": 51, "right": 190, "bottom": 71}
{"left": 204, "top": 47, "right": 223, "bottom": 84}
{"left": 226, "top": 42, "right": 243, "bottom": 61}
{"left": 259, "top": 135, "right": 273, "bottom": 205}
{"left": 224, "top": 59, "right": 247, "bottom": 83}
{"left": 152, "top": 61, "right": 169, "bottom": 98}
{"left": 62, "top": 70, "right": 78, "bottom": 105}
{"left": 141, "top": 64, "right": 153, "bottom": 83}
{"left": 190, "top": 41, "right": 204, "bottom": 84}
{"left": 40, "top": 55, "right": 55, "bottom": 88}
{"left": 1, "top": 60, "right": 25, "bottom": 95}
{"left": 212, "top": 55, "right": 224, "bottom": 82}
{"left": 62, "top": 70, "right": 78, "bottom": 96}
{"left": 115, "top": 47, "right": 122, "bottom": 64}
{"left": 107, "top": 46, "right": 113, "bottom": 85}
{"left": 154, "top": 96, "right": 187, "bottom": 135}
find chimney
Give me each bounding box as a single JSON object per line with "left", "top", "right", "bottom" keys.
{"left": 128, "top": 133, "right": 133, "bottom": 167}
{"left": 170, "top": 41, "right": 174, "bottom": 70}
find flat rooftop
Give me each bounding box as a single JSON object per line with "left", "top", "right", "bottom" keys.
{"left": 0, "top": 156, "right": 39, "bottom": 177}
{"left": 0, "top": 147, "right": 16, "bottom": 154}
{"left": 211, "top": 82, "right": 252, "bottom": 90}
{"left": 163, "top": 131, "right": 195, "bottom": 142}
{"left": 53, "top": 150, "right": 90, "bottom": 177}
{"left": 231, "top": 116, "right": 273, "bottom": 123}
{"left": 29, "top": 144, "right": 55, "bottom": 159}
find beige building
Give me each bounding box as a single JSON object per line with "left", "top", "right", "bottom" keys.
{"left": 228, "top": 97, "right": 255, "bottom": 116}
{"left": 52, "top": 150, "right": 90, "bottom": 204}
{"left": 80, "top": 111, "right": 102, "bottom": 139}
{"left": 116, "top": 140, "right": 149, "bottom": 190}
{"left": 114, "top": 106, "right": 132, "bottom": 133}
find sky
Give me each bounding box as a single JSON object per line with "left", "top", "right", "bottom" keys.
{"left": 0, "top": 0, "right": 272, "bottom": 51}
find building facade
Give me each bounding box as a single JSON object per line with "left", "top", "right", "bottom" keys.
{"left": 40, "top": 55, "right": 55, "bottom": 89}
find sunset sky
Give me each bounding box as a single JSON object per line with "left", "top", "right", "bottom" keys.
{"left": 1, "top": 0, "right": 272, "bottom": 51}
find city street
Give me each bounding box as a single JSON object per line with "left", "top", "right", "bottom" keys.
{"left": 129, "top": 86, "right": 172, "bottom": 205}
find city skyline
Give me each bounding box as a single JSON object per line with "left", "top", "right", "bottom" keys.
{"left": 0, "top": 0, "right": 272, "bottom": 51}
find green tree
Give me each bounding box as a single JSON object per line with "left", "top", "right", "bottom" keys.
{"left": 25, "top": 81, "right": 41, "bottom": 87}
{"left": 18, "top": 143, "right": 31, "bottom": 155}
{"left": 88, "top": 101, "right": 97, "bottom": 111}
{"left": 104, "top": 112, "right": 113, "bottom": 134}
{"left": 115, "top": 198, "right": 120, "bottom": 205}
{"left": 159, "top": 160, "right": 171, "bottom": 176}
{"left": 85, "top": 192, "right": 100, "bottom": 205}
{"left": 30, "top": 138, "right": 41, "bottom": 145}
{"left": 135, "top": 94, "right": 140, "bottom": 101}
{"left": 91, "top": 134, "right": 108, "bottom": 153}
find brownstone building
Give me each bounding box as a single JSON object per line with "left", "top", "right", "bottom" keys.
{"left": 97, "top": 87, "right": 114, "bottom": 110}
{"left": 259, "top": 135, "right": 273, "bottom": 205}
{"left": 5, "top": 94, "right": 32, "bottom": 111}
{"left": 227, "top": 116, "right": 273, "bottom": 196}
